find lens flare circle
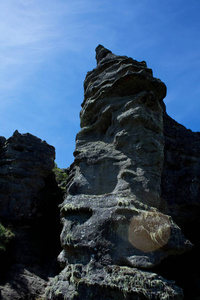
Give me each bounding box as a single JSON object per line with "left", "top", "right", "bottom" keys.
{"left": 128, "top": 210, "right": 171, "bottom": 252}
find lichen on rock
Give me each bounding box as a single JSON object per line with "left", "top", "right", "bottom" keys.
{"left": 47, "top": 46, "right": 199, "bottom": 299}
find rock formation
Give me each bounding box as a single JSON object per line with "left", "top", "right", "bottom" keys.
{"left": 0, "top": 131, "right": 62, "bottom": 299}
{"left": 46, "top": 46, "right": 200, "bottom": 299}
{"left": 1, "top": 46, "right": 200, "bottom": 299}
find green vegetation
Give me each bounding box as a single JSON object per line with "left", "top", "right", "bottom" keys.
{"left": 53, "top": 163, "right": 68, "bottom": 191}
{"left": 0, "top": 222, "right": 14, "bottom": 252}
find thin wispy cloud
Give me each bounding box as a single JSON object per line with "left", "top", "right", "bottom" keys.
{"left": 0, "top": 0, "right": 106, "bottom": 153}
{"left": 0, "top": 0, "right": 199, "bottom": 167}
{"left": 0, "top": 3, "right": 57, "bottom": 98}
{"left": 0, "top": 0, "right": 103, "bottom": 95}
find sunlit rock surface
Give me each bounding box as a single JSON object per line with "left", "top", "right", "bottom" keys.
{"left": 47, "top": 46, "right": 200, "bottom": 299}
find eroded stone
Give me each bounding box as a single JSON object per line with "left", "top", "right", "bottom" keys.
{"left": 47, "top": 46, "right": 194, "bottom": 299}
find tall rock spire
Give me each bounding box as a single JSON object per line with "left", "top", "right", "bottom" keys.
{"left": 95, "top": 44, "right": 112, "bottom": 64}
{"left": 46, "top": 46, "right": 200, "bottom": 300}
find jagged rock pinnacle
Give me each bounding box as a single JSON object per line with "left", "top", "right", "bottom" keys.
{"left": 46, "top": 47, "right": 200, "bottom": 300}
{"left": 95, "top": 44, "right": 112, "bottom": 64}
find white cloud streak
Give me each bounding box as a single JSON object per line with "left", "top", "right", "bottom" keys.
{"left": 0, "top": 0, "right": 199, "bottom": 166}
{"left": 0, "top": 0, "right": 103, "bottom": 98}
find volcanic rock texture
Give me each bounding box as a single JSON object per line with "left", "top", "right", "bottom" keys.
{"left": 46, "top": 46, "right": 200, "bottom": 299}
{"left": 0, "top": 131, "right": 62, "bottom": 299}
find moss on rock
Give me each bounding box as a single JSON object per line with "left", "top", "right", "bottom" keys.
{"left": 53, "top": 163, "right": 68, "bottom": 191}
{"left": 0, "top": 222, "right": 14, "bottom": 252}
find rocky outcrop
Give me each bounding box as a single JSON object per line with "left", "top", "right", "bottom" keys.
{"left": 0, "top": 130, "right": 56, "bottom": 221}
{"left": 1, "top": 46, "right": 199, "bottom": 299}
{"left": 47, "top": 46, "right": 200, "bottom": 299}
{"left": 0, "top": 131, "right": 62, "bottom": 299}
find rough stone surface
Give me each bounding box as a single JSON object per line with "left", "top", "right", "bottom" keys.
{"left": 47, "top": 46, "right": 200, "bottom": 299}
{"left": 1, "top": 46, "right": 199, "bottom": 299}
{"left": 0, "top": 131, "right": 62, "bottom": 299}
{"left": 0, "top": 130, "right": 55, "bottom": 221}
{"left": 47, "top": 264, "right": 183, "bottom": 300}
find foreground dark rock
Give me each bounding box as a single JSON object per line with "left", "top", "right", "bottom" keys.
{"left": 46, "top": 46, "right": 200, "bottom": 299}
{"left": 0, "top": 131, "right": 62, "bottom": 299}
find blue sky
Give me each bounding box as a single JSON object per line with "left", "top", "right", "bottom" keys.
{"left": 0, "top": 0, "right": 199, "bottom": 168}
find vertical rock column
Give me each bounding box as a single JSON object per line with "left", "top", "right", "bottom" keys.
{"left": 47, "top": 46, "right": 192, "bottom": 300}
{"left": 68, "top": 45, "right": 166, "bottom": 208}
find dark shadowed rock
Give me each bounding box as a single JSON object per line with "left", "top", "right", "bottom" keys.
{"left": 0, "top": 136, "right": 6, "bottom": 149}
{"left": 46, "top": 46, "right": 200, "bottom": 299}
{"left": 0, "top": 130, "right": 55, "bottom": 221}
{"left": 162, "top": 114, "right": 200, "bottom": 225}
{"left": 0, "top": 131, "right": 62, "bottom": 299}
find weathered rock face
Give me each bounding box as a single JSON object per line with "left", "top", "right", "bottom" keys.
{"left": 0, "top": 130, "right": 55, "bottom": 221}
{"left": 47, "top": 46, "right": 200, "bottom": 299}
{"left": 0, "top": 131, "right": 62, "bottom": 299}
